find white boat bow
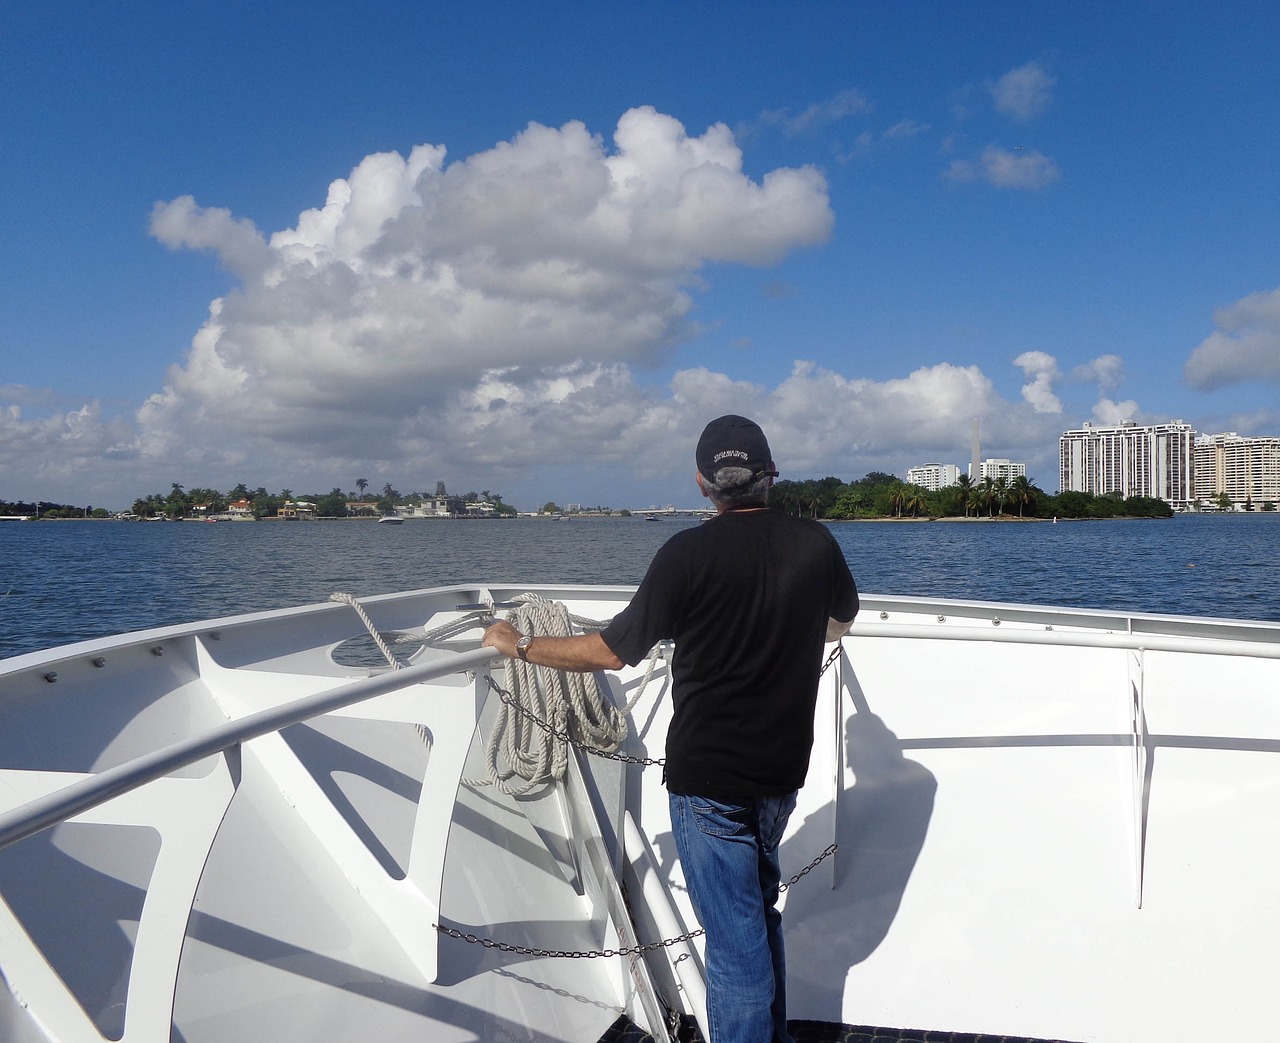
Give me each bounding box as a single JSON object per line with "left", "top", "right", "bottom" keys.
{"left": 2, "top": 583, "right": 1279, "bottom": 1042}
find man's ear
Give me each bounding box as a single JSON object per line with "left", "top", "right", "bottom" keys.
{"left": 695, "top": 472, "right": 709, "bottom": 499}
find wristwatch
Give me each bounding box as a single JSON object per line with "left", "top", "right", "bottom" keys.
{"left": 515, "top": 634, "right": 535, "bottom": 661}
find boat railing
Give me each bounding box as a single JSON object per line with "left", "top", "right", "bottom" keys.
{"left": 5, "top": 612, "right": 1274, "bottom": 855}
{"left": 854, "top": 618, "right": 1280, "bottom": 659}
{"left": 0, "top": 645, "right": 501, "bottom": 852}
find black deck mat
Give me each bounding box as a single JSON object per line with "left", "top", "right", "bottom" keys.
{"left": 598, "top": 1014, "right": 1085, "bottom": 1043}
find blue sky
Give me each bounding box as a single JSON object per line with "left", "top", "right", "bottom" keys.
{"left": 3, "top": 1, "right": 1278, "bottom": 511}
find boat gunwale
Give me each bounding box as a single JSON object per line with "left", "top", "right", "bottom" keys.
{"left": 5, "top": 583, "right": 1280, "bottom": 677}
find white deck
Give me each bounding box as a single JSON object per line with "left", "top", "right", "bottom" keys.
{"left": 2, "top": 584, "right": 1280, "bottom": 1042}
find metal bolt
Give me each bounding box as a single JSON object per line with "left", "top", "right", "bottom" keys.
{"left": 879, "top": 611, "right": 888, "bottom": 620}
{"left": 42, "top": 671, "right": 57, "bottom": 683}
{"left": 937, "top": 615, "right": 947, "bottom": 623}
{"left": 992, "top": 617, "right": 1001, "bottom": 626}
{"left": 91, "top": 657, "right": 106, "bottom": 668}
{"left": 151, "top": 646, "right": 164, "bottom": 657}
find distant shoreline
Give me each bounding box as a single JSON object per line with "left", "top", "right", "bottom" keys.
{"left": 14, "top": 512, "right": 1271, "bottom": 525}
{"left": 829, "top": 517, "right": 1177, "bottom": 527}
{"left": 832, "top": 515, "right": 1049, "bottom": 523}
{"left": 828, "top": 514, "right": 1191, "bottom": 523}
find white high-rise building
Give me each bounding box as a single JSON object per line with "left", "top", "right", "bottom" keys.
{"left": 975, "top": 458, "right": 1026, "bottom": 484}
{"left": 1194, "top": 433, "right": 1280, "bottom": 507}
{"left": 905, "top": 463, "right": 961, "bottom": 491}
{"left": 970, "top": 419, "right": 981, "bottom": 484}
{"left": 1059, "top": 420, "right": 1195, "bottom": 508}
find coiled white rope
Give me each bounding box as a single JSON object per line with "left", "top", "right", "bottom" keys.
{"left": 476, "top": 594, "right": 631, "bottom": 795}
{"left": 329, "top": 591, "right": 665, "bottom": 795}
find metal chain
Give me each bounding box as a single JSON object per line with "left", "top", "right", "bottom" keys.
{"left": 479, "top": 639, "right": 844, "bottom": 769}
{"left": 819, "top": 640, "right": 843, "bottom": 678}
{"left": 433, "top": 922, "right": 705, "bottom": 959}
{"left": 778, "top": 842, "right": 838, "bottom": 892}
{"left": 484, "top": 674, "right": 667, "bottom": 766}
{"left": 434, "top": 842, "right": 839, "bottom": 958}
{"left": 443, "top": 643, "right": 847, "bottom": 959}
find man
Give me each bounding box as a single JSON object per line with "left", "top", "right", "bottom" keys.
{"left": 483, "top": 414, "right": 858, "bottom": 1043}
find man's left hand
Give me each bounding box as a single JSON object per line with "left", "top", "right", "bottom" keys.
{"left": 482, "top": 619, "right": 521, "bottom": 658}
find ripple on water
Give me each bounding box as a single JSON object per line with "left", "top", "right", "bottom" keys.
{"left": 3, "top": 514, "right": 1279, "bottom": 660}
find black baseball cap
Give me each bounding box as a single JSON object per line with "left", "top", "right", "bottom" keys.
{"left": 696, "top": 415, "right": 778, "bottom": 481}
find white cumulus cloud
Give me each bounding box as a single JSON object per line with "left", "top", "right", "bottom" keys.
{"left": 1092, "top": 398, "right": 1143, "bottom": 425}
{"left": 1184, "top": 287, "right": 1280, "bottom": 390}
{"left": 1071, "top": 354, "right": 1125, "bottom": 392}
{"left": 991, "top": 62, "right": 1056, "bottom": 122}
{"left": 134, "top": 107, "right": 835, "bottom": 474}
{"left": 1, "top": 107, "right": 1094, "bottom": 507}
{"left": 1015, "top": 350, "right": 1063, "bottom": 413}
{"left": 150, "top": 196, "right": 273, "bottom": 280}
{"left": 946, "top": 145, "right": 1060, "bottom": 190}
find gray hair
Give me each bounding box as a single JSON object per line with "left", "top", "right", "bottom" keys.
{"left": 703, "top": 466, "right": 772, "bottom": 509}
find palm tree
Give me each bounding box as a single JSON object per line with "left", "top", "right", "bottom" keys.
{"left": 955, "top": 474, "right": 973, "bottom": 517}
{"left": 976, "top": 476, "right": 997, "bottom": 517}
{"left": 165, "top": 482, "right": 187, "bottom": 519}
{"left": 994, "top": 476, "right": 1010, "bottom": 516}
{"left": 1009, "top": 475, "right": 1034, "bottom": 517}
{"left": 905, "top": 487, "right": 929, "bottom": 518}
{"left": 356, "top": 478, "right": 369, "bottom": 497}
{"left": 888, "top": 488, "right": 906, "bottom": 518}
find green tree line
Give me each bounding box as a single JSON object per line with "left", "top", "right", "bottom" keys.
{"left": 127, "top": 481, "right": 516, "bottom": 519}
{"left": 0, "top": 499, "right": 109, "bottom": 518}
{"left": 771, "top": 473, "right": 1176, "bottom": 520}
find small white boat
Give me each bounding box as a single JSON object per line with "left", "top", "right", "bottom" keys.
{"left": 3, "top": 584, "right": 1280, "bottom": 1042}
{"left": 377, "top": 515, "right": 403, "bottom": 525}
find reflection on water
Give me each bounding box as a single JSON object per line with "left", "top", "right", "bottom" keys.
{"left": 3, "top": 513, "right": 1279, "bottom": 660}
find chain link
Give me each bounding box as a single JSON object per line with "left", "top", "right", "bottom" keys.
{"left": 484, "top": 674, "right": 667, "bottom": 765}
{"left": 819, "top": 640, "right": 843, "bottom": 678}
{"left": 448, "top": 642, "right": 846, "bottom": 959}
{"left": 434, "top": 842, "right": 838, "bottom": 958}
{"left": 778, "top": 842, "right": 838, "bottom": 892}
{"left": 433, "top": 922, "right": 705, "bottom": 959}
{"left": 480, "top": 639, "right": 843, "bottom": 769}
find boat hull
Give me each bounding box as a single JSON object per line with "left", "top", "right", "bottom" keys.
{"left": 2, "top": 584, "right": 1279, "bottom": 1042}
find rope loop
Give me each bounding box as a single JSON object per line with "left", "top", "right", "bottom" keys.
{"left": 474, "top": 593, "right": 634, "bottom": 795}
{"left": 329, "top": 592, "right": 403, "bottom": 669}
{"left": 326, "top": 590, "right": 666, "bottom": 792}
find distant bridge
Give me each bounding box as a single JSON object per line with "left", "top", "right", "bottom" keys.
{"left": 627, "top": 505, "right": 715, "bottom": 518}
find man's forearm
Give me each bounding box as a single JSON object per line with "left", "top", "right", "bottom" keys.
{"left": 482, "top": 620, "right": 624, "bottom": 672}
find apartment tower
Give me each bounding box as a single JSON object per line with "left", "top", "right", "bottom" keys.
{"left": 1059, "top": 420, "right": 1195, "bottom": 508}
{"left": 1194, "top": 432, "right": 1280, "bottom": 507}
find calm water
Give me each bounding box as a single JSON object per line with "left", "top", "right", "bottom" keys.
{"left": 2, "top": 513, "right": 1278, "bottom": 661}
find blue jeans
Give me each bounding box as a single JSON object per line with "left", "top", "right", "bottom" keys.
{"left": 668, "top": 791, "right": 798, "bottom": 1043}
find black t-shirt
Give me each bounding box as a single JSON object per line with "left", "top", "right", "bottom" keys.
{"left": 601, "top": 509, "right": 858, "bottom": 798}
